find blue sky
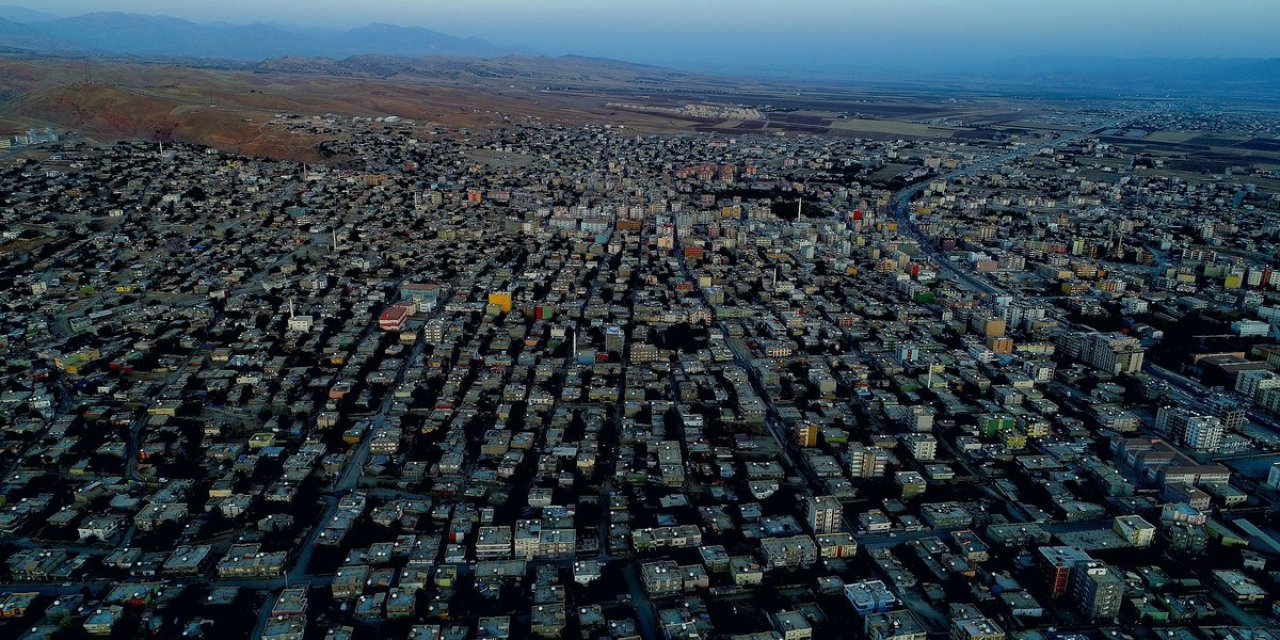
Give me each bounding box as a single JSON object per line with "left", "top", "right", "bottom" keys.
{"left": 16, "top": 1, "right": 1280, "bottom": 70}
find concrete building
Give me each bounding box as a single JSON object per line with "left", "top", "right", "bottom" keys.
{"left": 1060, "top": 331, "right": 1145, "bottom": 375}
{"left": 805, "top": 495, "right": 842, "bottom": 534}
{"left": 865, "top": 610, "right": 927, "bottom": 640}
{"left": 847, "top": 444, "right": 889, "bottom": 478}
{"left": 951, "top": 617, "right": 1005, "bottom": 640}
{"left": 1068, "top": 561, "right": 1123, "bottom": 621}
{"left": 901, "top": 433, "right": 937, "bottom": 461}
{"left": 844, "top": 579, "right": 896, "bottom": 615}
{"left": 1113, "top": 515, "right": 1156, "bottom": 548}
{"left": 641, "top": 561, "right": 682, "bottom": 597}
{"left": 1038, "top": 546, "right": 1093, "bottom": 597}
{"left": 759, "top": 536, "right": 818, "bottom": 570}
{"left": 770, "top": 609, "right": 813, "bottom": 640}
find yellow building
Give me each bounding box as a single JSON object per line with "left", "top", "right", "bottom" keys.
{"left": 987, "top": 336, "right": 1014, "bottom": 355}
{"left": 982, "top": 318, "right": 1008, "bottom": 339}
{"left": 1001, "top": 429, "right": 1027, "bottom": 450}
{"left": 54, "top": 349, "right": 101, "bottom": 376}
{"left": 795, "top": 423, "right": 820, "bottom": 448}
{"left": 487, "top": 291, "right": 513, "bottom": 314}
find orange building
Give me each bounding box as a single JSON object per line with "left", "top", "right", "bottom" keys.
{"left": 487, "top": 291, "right": 513, "bottom": 314}
{"left": 987, "top": 336, "right": 1015, "bottom": 355}
{"left": 795, "top": 423, "right": 820, "bottom": 448}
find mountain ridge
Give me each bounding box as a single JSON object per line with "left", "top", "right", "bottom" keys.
{"left": 0, "top": 8, "right": 1275, "bottom": 94}
{"left": 0, "top": 10, "right": 532, "bottom": 60}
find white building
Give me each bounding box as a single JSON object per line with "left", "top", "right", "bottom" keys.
{"left": 1231, "top": 320, "right": 1271, "bottom": 338}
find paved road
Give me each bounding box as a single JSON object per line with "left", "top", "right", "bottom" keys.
{"left": 290, "top": 317, "right": 430, "bottom": 581}
{"left": 888, "top": 118, "right": 1135, "bottom": 299}
{"left": 855, "top": 516, "right": 1114, "bottom": 550}
{"left": 246, "top": 280, "right": 439, "bottom": 638}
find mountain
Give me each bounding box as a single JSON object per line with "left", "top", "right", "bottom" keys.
{"left": 337, "top": 24, "right": 531, "bottom": 58}
{"left": 0, "top": 11, "right": 531, "bottom": 61}
{"left": 0, "top": 16, "right": 81, "bottom": 53}
{"left": 0, "top": 5, "right": 60, "bottom": 23}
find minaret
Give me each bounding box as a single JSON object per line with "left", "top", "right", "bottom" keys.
{"left": 572, "top": 330, "right": 578, "bottom": 363}
{"left": 289, "top": 299, "right": 295, "bottom": 318}
{"left": 332, "top": 229, "right": 338, "bottom": 253}
{"left": 796, "top": 198, "right": 802, "bottom": 222}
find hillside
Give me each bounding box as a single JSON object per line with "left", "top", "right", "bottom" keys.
{"left": 0, "top": 55, "right": 757, "bottom": 161}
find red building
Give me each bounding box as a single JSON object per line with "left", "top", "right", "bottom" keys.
{"left": 1038, "top": 546, "right": 1092, "bottom": 597}
{"left": 379, "top": 303, "right": 411, "bottom": 332}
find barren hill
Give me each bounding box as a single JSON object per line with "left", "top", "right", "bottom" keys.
{"left": 0, "top": 54, "right": 775, "bottom": 161}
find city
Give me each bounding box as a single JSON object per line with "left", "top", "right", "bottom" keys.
{"left": 1, "top": 3, "right": 1280, "bottom": 640}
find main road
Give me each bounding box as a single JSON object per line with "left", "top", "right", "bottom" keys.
{"left": 250, "top": 281, "right": 443, "bottom": 638}
{"left": 889, "top": 118, "right": 1136, "bottom": 299}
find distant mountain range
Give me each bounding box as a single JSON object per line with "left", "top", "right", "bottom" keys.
{"left": 0, "top": 7, "right": 533, "bottom": 60}
{"left": 0, "top": 5, "right": 1276, "bottom": 98}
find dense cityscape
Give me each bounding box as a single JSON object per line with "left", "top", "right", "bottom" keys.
{"left": 2, "top": 98, "right": 1280, "bottom": 640}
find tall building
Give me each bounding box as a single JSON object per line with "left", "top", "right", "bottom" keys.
{"left": 1164, "top": 521, "right": 1208, "bottom": 554}
{"left": 1037, "top": 546, "right": 1092, "bottom": 597}
{"left": 847, "top": 444, "right": 889, "bottom": 478}
{"left": 901, "top": 434, "right": 937, "bottom": 461}
{"left": 1086, "top": 333, "right": 1145, "bottom": 375}
{"left": 1182, "top": 417, "right": 1224, "bottom": 452}
{"left": 1156, "top": 406, "right": 1224, "bottom": 453}
{"left": 1069, "top": 561, "right": 1124, "bottom": 621}
{"left": 1059, "top": 331, "right": 1145, "bottom": 375}
{"left": 794, "top": 423, "right": 820, "bottom": 448}
{"left": 1236, "top": 370, "right": 1280, "bottom": 398}
{"left": 805, "top": 496, "right": 842, "bottom": 534}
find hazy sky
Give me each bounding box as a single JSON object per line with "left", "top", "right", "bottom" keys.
{"left": 17, "top": 1, "right": 1280, "bottom": 70}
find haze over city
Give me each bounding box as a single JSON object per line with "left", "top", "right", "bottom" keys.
{"left": 8, "top": 0, "right": 1280, "bottom": 72}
